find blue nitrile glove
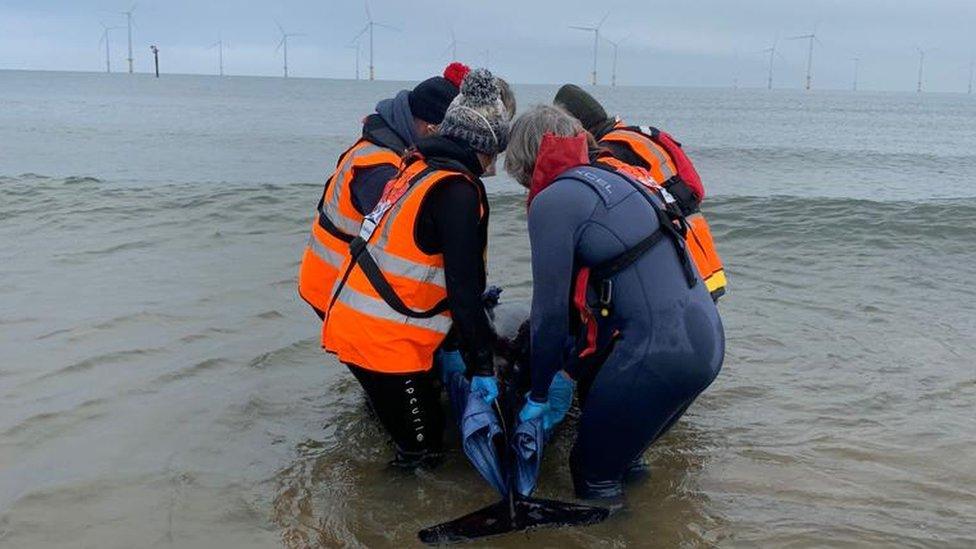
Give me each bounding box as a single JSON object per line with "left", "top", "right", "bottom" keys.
{"left": 543, "top": 372, "right": 575, "bottom": 429}
{"left": 518, "top": 398, "right": 551, "bottom": 428}
{"left": 470, "top": 375, "right": 499, "bottom": 404}
{"left": 437, "top": 349, "right": 466, "bottom": 385}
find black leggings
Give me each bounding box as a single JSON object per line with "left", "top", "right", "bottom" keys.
{"left": 346, "top": 364, "right": 446, "bottom": 464}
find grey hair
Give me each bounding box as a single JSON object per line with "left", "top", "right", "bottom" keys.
{"left": 495, "top": 77, "right": 517, "bottom": 121}
{"left": 504, "top": 104, "right": 584, "bottom": 188}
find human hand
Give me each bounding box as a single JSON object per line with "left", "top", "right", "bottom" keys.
{"left": 437, "top": 350, "right": 466, "bottom": 384}
{"left": 470, "top": 375, "right": 499, "bottom": 404}
{"left": 518, "top": 398, "right": 551, "bottom": 428}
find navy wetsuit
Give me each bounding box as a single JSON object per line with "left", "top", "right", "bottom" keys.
{"left": 528, "top": 166, "right": 725, "bottom": 499}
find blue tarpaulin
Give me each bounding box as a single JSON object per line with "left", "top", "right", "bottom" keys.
{"left": 446, "top": 370, "right": 507, "bottom": 495}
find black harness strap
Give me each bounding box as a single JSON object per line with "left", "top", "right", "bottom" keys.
{"left": 349, "top": 237, "right": 450, "bottom": 319}
{"left": 316, "top": 200, "right": 355, "bottom": 243}
{"left": 586, "top": 165, "right": 699, "bottom": 290}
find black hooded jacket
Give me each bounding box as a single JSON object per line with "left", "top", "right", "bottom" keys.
{"left": 412, "top": 135, "right": 494, "bottom": 376}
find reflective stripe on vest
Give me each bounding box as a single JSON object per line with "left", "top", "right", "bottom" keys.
{"left": 599, "top": 125, "right": 677, "bottom": 184}
{"left": 322, "top": 161, "right": 482, "bottom": 373}
{"left": 321, "top": 140, "right": 401, "bottom": 236}
{"left": 297, "top": 138, "right": 401, "bottom": 314}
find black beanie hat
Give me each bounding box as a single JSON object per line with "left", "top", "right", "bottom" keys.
{"left": 409, "top": 76, "right": 460, "bottom": 124}
{"left": 553, "top": 83, "right": 610, "bottom": 134}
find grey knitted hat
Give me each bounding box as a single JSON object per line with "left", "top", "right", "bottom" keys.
{"left": 439, "top": 68, "right": 510, "bottom": 155}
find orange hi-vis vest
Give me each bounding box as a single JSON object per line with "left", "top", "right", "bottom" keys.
{"left": 599, "top": 123, "right": 678, "bottom": 185}
{"left": 322, "top": 158, "right": 485, "bottom": 374}
{"left": 297, "top": 139, "right": 402, "bottom": 315}
{"left": 598, "top": 156, "right": 727, "bottom": 300}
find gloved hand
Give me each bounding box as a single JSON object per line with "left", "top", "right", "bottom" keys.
{"left": 470, "top": 375, "right": 499, "bottom": 404}
{"left": 518, "top": 398, "right": 551, "bottom": 428}
{"left": 543, "top": 372, "right": 575, "bottom": 429}
{"left": 437, "top": 349, "right": 466, "bottom": 385}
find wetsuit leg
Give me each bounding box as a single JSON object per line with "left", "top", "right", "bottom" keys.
{"left": 346, "top": 364, "right": 446, "bottom": 468}
{"left": 569, "top": 345, "right": 718, "bottom": 499}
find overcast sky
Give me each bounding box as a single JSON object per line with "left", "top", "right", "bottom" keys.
{"left": 2, "top": 0, "right": 974, "bottom": 92}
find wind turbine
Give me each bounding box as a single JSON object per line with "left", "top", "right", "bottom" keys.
{"left": 732, "top": 48, "right": 740, "bottom": 89}
{"left": 208, "top": 35, "right": 225, "bottom": 77}
{"left": 443, "top": 29, "right": 459, "bottom": 61}
{"left": 603, "top": 34, "right": 629, "bottom": 87}
{"left": 351, "top": 0, "right": 399, "bottom": 81}
{"left": 761, "top": 37, "right": 780, "bottom": 90}
{"left": 570, "top": 11, "right": 610, "bottom": 86}
{"left": 275, "top": 22, "right": 304, "bottom": 78}
{"left": 347, "top": 40, "right": 362, "bottom": 80}
{"left": 967, "top": 56, "right": 973, "bottom": 95}
{"left": 916, "top": 47, "right": 926, "bottom": 93}
{"left": 852, "top": 57, "right": 860, "bottom": 91}
{"left": 787, "top": 27, "right": 820, "bottom": 90}
{"left": 121, "top": 4, "right": 136, "bottom": 73}
{"left": 99, "top": 23, "right": 124, "bottom": 73}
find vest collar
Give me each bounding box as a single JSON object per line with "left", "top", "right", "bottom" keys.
{"left": 415, "top": 135, "right": 485, "bottom": 177}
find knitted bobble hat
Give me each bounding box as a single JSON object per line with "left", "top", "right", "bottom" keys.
{"left": 439, "top": 68, "right": 510, "bottom": 156}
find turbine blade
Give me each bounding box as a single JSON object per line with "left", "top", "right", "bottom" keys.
{"left": 569, "top": 25, "right": 596, "bottom": 31}
{"left": 597, "top": 10, "right": 610, "bottom": 29}
{"left": 275, "top": 19, "right": 284, "bottom": 34}
{"left": 373, "top": 22, "right": 400, "bottom": 31}
{"left": 364, "top": 0, "right": 373, "bottom": 22}
{"left": 350, "top": 24, "right": 369, "bottom": 44}
{"left": 275, "top": 37, "right": 284, "bottom": 52}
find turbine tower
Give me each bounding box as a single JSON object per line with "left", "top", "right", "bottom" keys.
{"left": 208, "top": 36, "right": 224, "bottom": 77}
{"left": 275, "top": 22, "right": 304, "bottom": 78}
{"left": 99, "top": 24, "right": 124, "bottom": 73}
{"left": 788, "top": 28, "right": 819, "bottom": 90}
{"left": 570, "top": 11, "right": 610, "bottom": 86}
{"left": 347, "top": 41, "right": 361, "bottom": 80}
{"left": 916, "top": 48, "right": 926, "bottom": 93}
{"left": 968, "top": 57, "right": 973, "bottom": 95}
{"left": 443, "top": 30, "right": 458, "bottom": 61}
{"left": 351, "top": 0, "right": 399, "bottom": 81}
{"left": 121, "top": 4, "right": 136, "bottom": 73}
{"left": 762, "top": 38, "right": 779, "bottom": 90}
{"left": 852, "top": 57, "right": 859, "bottom": 91}
{"left": 603, "top": 35, "right": 628, "bottom": 87}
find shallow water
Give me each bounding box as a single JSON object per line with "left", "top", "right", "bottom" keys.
{"left": 1, "top": 71, "right": 975, "bottom": 547}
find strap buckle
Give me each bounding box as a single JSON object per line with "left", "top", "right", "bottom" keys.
{"left": 599, "top": 279, "right": 613, "bottom": 306}
{"left": 598, "top": 279, "right": 613, "bottom": 318}
{"left": 658, "top": 187, "right": 677, "bottom": 206}
{"left": 359, "top": 213, "right": 380, "bottom": 241}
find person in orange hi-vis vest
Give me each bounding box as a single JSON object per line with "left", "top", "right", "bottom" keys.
{"left": 554, "top": 84, "right": 728, "bottom": 302}
{"left": 297, "top": 62, "right": 472, "bottom": 319}
{"left": 323, "top": 69, "right": 515, "bottom": 469}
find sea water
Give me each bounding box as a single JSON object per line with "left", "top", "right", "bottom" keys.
{"left": 1, "top": 70, "right": 974, "bottom": 547}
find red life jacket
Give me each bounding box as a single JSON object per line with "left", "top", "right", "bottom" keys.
{"left": 599, "top": 123, "right": 705, "bottom": 206}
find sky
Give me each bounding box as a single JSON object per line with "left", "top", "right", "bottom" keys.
{"left": 1, "top": 0, "right": 974, "bottom": 92}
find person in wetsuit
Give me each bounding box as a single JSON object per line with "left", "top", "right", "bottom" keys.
{"left": 322, "top": 69, "right": 513, "bottom": 468}
{"left": 504, "top": 105, "right": 725, "bottom": 500}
